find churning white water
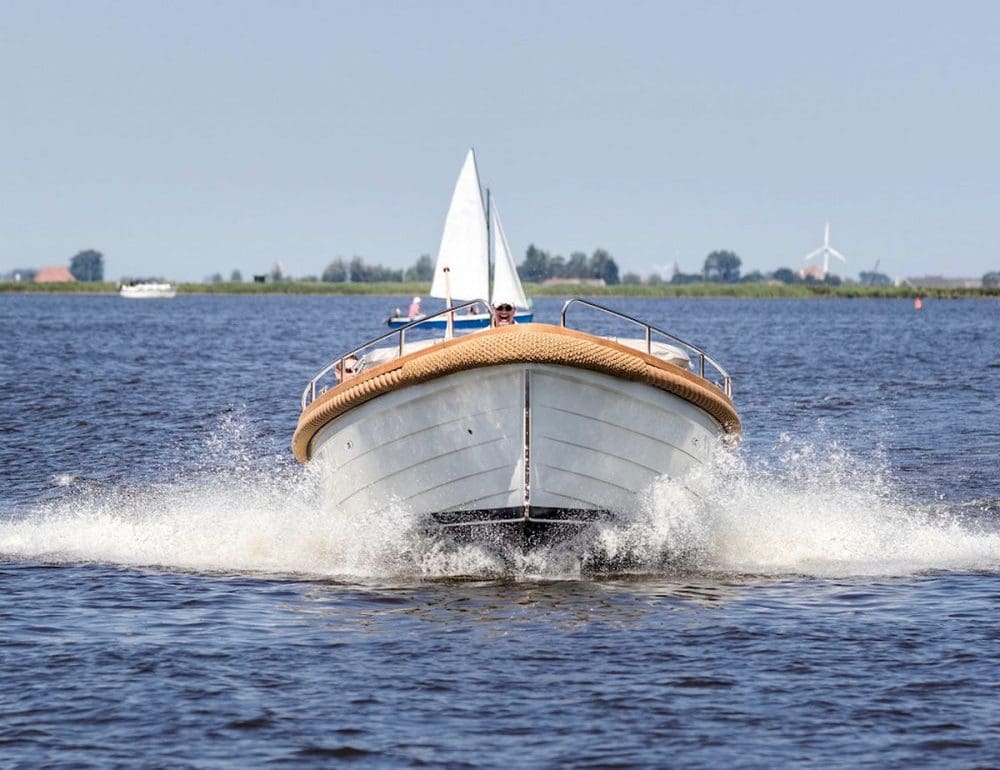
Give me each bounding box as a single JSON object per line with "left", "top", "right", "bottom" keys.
{"left": 2, "top": 434, "right": 997, "bottom": 580}
{"left": 589, "top": 435, "right": 999, "bottom": 577}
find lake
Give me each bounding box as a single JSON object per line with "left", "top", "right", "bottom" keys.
{"left": 1, "top": 294, "right": 998, "bottom": 768}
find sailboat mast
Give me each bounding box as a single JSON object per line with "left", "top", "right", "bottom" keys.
{"left": 485, "top": 187, "right": 492, "bottom": 304}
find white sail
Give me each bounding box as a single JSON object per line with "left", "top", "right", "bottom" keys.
{"left": 430, "top": 149, "right": 489, "bottom": 303}
{"left": 489, "top": 198, "right": 529, "bottom": 309}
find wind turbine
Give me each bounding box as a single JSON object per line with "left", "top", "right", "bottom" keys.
{"left": 802, "top": 222, "right": 847, "bottom": 277}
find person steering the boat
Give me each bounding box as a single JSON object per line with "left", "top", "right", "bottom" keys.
{"left": 494, "top": 303, "right": 516, "bottom": 326}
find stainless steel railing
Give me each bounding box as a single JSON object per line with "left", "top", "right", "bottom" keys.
{"left": 301, "top": 296, "right": 733, "bottom": 410}
{"left": 559, "top": 298, "right": 733, "bottom": 397}
{"left": 300, "top": 299, "right": 493, "bottom": 409}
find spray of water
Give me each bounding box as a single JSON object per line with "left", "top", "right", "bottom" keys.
{"left": 586, "top": 435, "right": 1000, "bottom": 577}
{"left": 2, "top": 426, "right": 997, "bottom": 580}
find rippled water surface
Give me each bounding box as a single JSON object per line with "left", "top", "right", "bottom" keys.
{"left": 1, "top": 294, "right": 998, "bottom": 768}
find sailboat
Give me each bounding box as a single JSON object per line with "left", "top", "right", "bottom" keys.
{"left": 386, "top": 150, "right": 533, "bottom": 329}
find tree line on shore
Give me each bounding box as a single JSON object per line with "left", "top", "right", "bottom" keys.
{"left": 307, "top": 247, "right": 624, "bottom": 285}
{"left": 305, "top": 248, "right": 997, "bottom": 288}
{"left": 6, "top": 246, "right": 1000, "bottom": 290}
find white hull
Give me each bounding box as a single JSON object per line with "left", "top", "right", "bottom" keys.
{"left": 120, "top": 283, "right": 176, "bottom": 299}
{"left": 309, "top": 363, "right": 722, "bottom": 526}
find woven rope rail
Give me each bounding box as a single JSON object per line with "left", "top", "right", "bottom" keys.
{"left": 292, "top": 324, "right": 740, "bottom": 461}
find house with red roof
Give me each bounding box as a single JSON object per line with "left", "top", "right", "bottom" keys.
{"left": 34, "top": 266, "right": 76, "bottom": 282}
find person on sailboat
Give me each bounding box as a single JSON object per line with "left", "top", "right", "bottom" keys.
{"left": 408, "top": 297, "right": 422, "bottom": 318}
{"left": 494, "top": 303, "right": 516, "bottom": 326}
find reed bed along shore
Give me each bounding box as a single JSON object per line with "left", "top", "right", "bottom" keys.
{"left": 2, "top": 280, "right": 997, "bottom": 299}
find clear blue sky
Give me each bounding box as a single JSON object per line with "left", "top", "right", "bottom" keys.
{"left": 2, "top": 0, "right": 998, "bottom": 281}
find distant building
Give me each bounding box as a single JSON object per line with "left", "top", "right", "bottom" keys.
{"left": 0, "top": 268, "right": 36, "bottom": 282}
{"left": 34, "top": 266, "right": 75, "bottom": 282}
{"left": 799, "top": 265, "right": 825, "bottom": 281}
{"left": 905, "top": 275, "right": 982, "bottom": 289}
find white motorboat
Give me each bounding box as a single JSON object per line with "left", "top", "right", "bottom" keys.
{"left": 119, "top": 281, "right": 177, "bottom": 299}
{"left": 293, "top": 153, "right": 740, "bottom": 548}
{"left": 385, "top": 149, "right": 534, "bottom": 329}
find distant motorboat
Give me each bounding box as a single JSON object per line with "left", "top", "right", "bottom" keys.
{"left": 119, "top": 281, "right": 177, "bottom": 299}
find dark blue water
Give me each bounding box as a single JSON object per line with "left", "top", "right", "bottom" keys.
{"left": 1, "top": 295, "right": 998, "bottom": 768}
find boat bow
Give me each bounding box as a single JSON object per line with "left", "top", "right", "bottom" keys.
{"left": 292, "top": 321, "right": 739, "bottom": 463}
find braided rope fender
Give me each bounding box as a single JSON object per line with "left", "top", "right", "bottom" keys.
{"left": 292, "top": 323, "right": 740, "bottom": 462}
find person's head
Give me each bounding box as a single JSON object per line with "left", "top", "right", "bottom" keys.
{"left": 494, "top": 303, "right": 515, "bottom": 325}
{"left": 336, "top": 354, "right": 359, "bottom": 381}
{"left": 412, "top": 296, "right": 421, "bottom": 304}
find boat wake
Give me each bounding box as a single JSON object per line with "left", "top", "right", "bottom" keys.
{"left": 2, "top": 435, "right": 997, "bottom": 580}
{"left": 584, "top": 436, "right": 1000, "bottom": 578}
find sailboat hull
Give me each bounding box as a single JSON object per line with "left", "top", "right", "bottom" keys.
{"left": 386, "top": 310, "right": 533, "bottom": 330}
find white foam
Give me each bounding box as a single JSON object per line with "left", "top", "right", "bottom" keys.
{"left": 0, "top": 460, "right": 511, "bottom": 579}
{"left": 2, "top": 436, "right": 997, "bottom": 580}
{"left": 589, "top": 437, "right": 1000, "bottom": 577}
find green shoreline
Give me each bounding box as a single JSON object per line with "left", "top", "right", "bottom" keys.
{"left": 2, "top": 280, "right": 997, "bottom": 299}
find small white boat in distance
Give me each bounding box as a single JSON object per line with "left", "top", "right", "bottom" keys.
{"left": 119, "top": 281, "right": 177, "bottom": 299}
